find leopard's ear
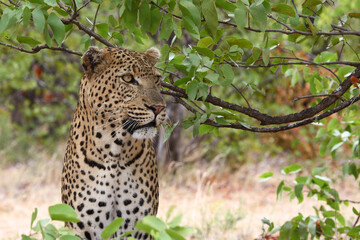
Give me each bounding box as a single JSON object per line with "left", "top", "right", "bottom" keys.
{"left": 82, "top": 47, "right": 108, "bottom": 79}
{"left": 144, "top": 47, "right": 160, "bottom": 66}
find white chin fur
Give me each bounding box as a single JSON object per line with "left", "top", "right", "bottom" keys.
{"left": 132, "top": 127, "right": 157, "bottom": 139}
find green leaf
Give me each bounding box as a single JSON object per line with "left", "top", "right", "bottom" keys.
{"left": 17, "top": 36, "right": 41, "bottom": 46}
{"left": 150, "top": 8, "right": 162, "bottom": 35}
{"left": 294, "top": 184, "right": 304, "bottom": 202}
{"left": 234, "top": 2, "right": 247, "bottom": 30}
{"left": 331, "top": 141, "right": 343, "bottom": 153}
{"left": 48, "top": 204, "right": 80, "bottom": 223}
{"left": 323, "top": 210, "right": 335, "bottom": 217}
{"left": 163, "top": 122, "right": 179, "bottom": 143}
{"left": 271, "top": 3, "right": 296, "bottom": 17}
{"left": 327, "top": 118, "right": 338, "bottom": 131}
{"left": 108, "top": 15, "right": 117, "bottom": 27}
{"left": 139, "top": 2, "right": 151, "bottom": 32}
{"left": 59, "top": 235, "right": 82, "bottom": 240}
{"left": 112, "top": 32, "right": 123, "bottom": 45}
{"left": 47, "top": 12, "right": 66, "bottom": 45}
{"left": 32, "top": 8, "right": 45, "bottom": 33}
{"left": 343, "top": 162, "right": 349, "bottom": 176}
{"left": 312, "top": 167, "right": 327, "bottom": 176}
{"left": 206, "top": 73, "right": 220, "bottom": 84}
{"left": 141, "top": 216, "right": 166, "bottom": 232}
{"left": 31, "top": 208, "right": 38, "bottom": 229}
{"left": 165, "top": 229, "right": 186, "bottom": 240}
{"left": 21, "top": 235, "right": 32, "bottom": 240}
{"left": 277, "top": 180, "right": 284, "bottom": 200}
{"left": 302, "top": 0, "right": 322, "bottom": 15}
{"left": 250, "top": 3, "right": 267, "bottom": 32}
{"left": 353, "top": 207, "right": 360, "bottom": 216}
{"left": 263, "top": 47, "right": 269, "bottom": 66}
{"left": 160, "top": 13, "right": 173, "bottom": 40}
{"left": 336, "top": 213, "right": 345, "bottom": 226}
{"left": 33, "top": 218, "right": 50, "bottom": 231}
{"left": 199, "top": 124, "right": 215, "bottom": 135}
{"left": 349, "top": 12, "right": 360, "bottom": 18}
{"left": 220, "top": 64, "right": 234, "bottom": 85}
{"left": 350, "top": 163, "right": 358, "bottom": 179}
{"left": 22, "top": 7, "right": 31, "bottom": 28}
{"left": 197, "top": 36, "right": 214, "bottom": 48}
{"left": 216, "top": 0, "right": 236, "bottom": 12}
{"left": 101, "top": 218, "right": 124, "bottom": 239}
{"left": 314, "top": 51, "right": 337, "bottom": 63}
{"left": 183, "top": 16, "right": 200, "bottom": 39}
{"left": 44, "top": 0, "right": 57, "bottom": 7}
{"left": 52, "top": 6, "right": 68, "bottom": 16}
{"left": 96, "top": 23, "right": 109, "bottom": 39}
{"left": 168, "top": 214, "right": 183, "bottom": 228}
{"left": 252, "top": 47, "right": 262, "bottom": 63}
{"left": 179, "top": 0, "right": 201, "bottom": 26}
{"left": 44, "top": 25, "right": 52, "bottom": 47}
{"left": 194, "top": 47, "right": 214, "bottom": 59}
{"left": 193, "top": 113, "right": 208, "bottom": 136}
{"left": 202, "top": 0, "right": 219, "bottom": 37}
{"left": 259, "top": 171, "right": 273, "bottom": 182}
{"left": 282, "top": 164, "right": 302, "bottom": 174}
{"left": 226, "top": 38, "right": 253, "bottom": 49}
{"left": 186, "top": 80, "right": 199, "bottom": 100}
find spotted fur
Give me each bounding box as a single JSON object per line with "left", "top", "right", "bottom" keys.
{"left": 61, "top": 47, "right": 166, "bottom": 240}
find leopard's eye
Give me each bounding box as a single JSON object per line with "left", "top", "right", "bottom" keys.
{"left": 155, "top": 75, "right": 162, "bottom": 85}
{"left": 121, "top": 75, "right": 138, "bottom": 85}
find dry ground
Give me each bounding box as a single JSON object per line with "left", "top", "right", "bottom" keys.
{"left": 1, "top": 146, "right": 359, "bottom": 240}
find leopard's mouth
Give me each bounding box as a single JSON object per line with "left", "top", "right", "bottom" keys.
{"left": 122, "top": 118, "right": 156, "bottom": 135}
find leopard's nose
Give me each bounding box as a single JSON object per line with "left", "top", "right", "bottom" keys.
{"left": 147, "top": 105, "right": 165, "bottom": 115}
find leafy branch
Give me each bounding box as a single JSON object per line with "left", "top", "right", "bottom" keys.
{"left": 161, "top": 67, "right": 360, "bottom": 132}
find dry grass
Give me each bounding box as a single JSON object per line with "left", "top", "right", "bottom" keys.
{"left": 1, "top": 147, "right": 360, "bottom": 240}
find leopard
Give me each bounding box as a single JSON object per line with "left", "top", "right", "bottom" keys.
{"left": 61, "top": 46, "right": 166, "bottom": 240}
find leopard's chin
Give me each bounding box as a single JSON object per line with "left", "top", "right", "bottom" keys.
{"left": 132, "top": 127, "right": 157, "bottom": 139}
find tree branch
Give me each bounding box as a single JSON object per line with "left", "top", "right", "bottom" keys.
{"left": 0, "top": 1, "right": 11, "bottom": 7}
{"left": 294, "top": 94, "right": 346, "bottom": 102}
{"left": 160, "top": 68, "right": 360, "bottom": 127}
{"left": 57, "top": 1, "right": 114, "bottom": 48}
{"left": 149, "top": 2, "right": 360, "bottom": 37}
{"left": 61, "top": 17, "right": 114, "bottom": 47}
{"left": 0, "top": 42, "right": 82, "bottom": 56}
{"left": 202, "top": 91, "right": 360, "bottom": 132}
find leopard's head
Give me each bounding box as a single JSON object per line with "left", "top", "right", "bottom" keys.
{"left": 81, "top": 47, "right": 166, "bottom": 139}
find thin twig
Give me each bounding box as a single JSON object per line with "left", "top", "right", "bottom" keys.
{"left": 190, "top": 100, "right": 206, "bottom": 114}
{"left": 294, "top": 94, "right": 345, "bottom": 102}
{"left": 150, "top": 1, "right": 182, "bottom": 20}
{"left": 291, "top": 0, "right": 298, "bottom": 13}
{"left": 268, "top": 14, "right": 294, "bottom": 32}
{"left": 269, "top": 56, "right": 342, "bottom": 84}
{"left": 77, "top": 0, "right": 90, "bottom": 12}
{"left": 91, "top": 4, "right": 101, "bottom": 45}
{"left": 231, "top": 83, "right": 251, "bottom": 108}
{"left": 0, "top": 1, "right": 11, "bottom": 7}
{"left": 338, "top": 42, "right": 345, "bottom": 61}
{"left": 61, "top": 17, "right": 114, "bottom": 47}
{"left": 8, "top": 0, "right": 19, "bottom": 7}
{"left": 344, "top": 37, "right": 360, "bottom": 61}
{"left": 92, "top": 4, "right": 101, "bottom": 32}
{"left": 0, "top": 42, "right": 82, "bottom": 56}
{"left": 71, "top": 0, "right": 78, "bottom": 13}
